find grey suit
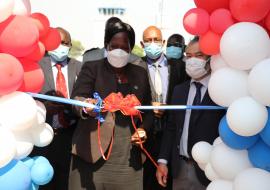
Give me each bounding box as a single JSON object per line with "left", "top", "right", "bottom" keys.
{"left": 31, "top": 55, "right": 82, "bottom": 190}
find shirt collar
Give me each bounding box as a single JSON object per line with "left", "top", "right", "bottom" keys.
{"left": 51, "top": 58, "right": 68, "bottom": 68}
{"left": 190, "top": 74, "right": 211, "bottom": 88}
{"left": 147, "top": 53, "right": 167, "bottom": 67}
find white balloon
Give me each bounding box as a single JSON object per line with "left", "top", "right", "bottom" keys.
{"left": 210, "top": 54, "right": 228, "bottom": 72}
{"left": 12, "top": 0, "right": 31, "bottom": 15}
{"left": 227, "top": 97, "right": 268, "bottom": 136}
{"left": 213, "top": 137, "right": 223, "bottom": 146}
{"left": 210, "top": 143, "right": 252, "bottom": 180}
{"left": 0, "top": 127, "right": 16, "bottom": 168}
{"left": 35, "top": 100, "right": 46, "bottom": 125}
{"left": 31, "top": 123, "right": 54, "bottom": 147}
{"left": 13, "top": 131, "right": 33, "bottom": 160}
{"left": 248, "top": 58, "right": 270, "bottom": 106}
{"left": 208, "top": 67, "right": 249, "bottom": 107}
{"left": 0, "top": 0, "right": 15, "bottom": 23}
{"left": 234, "top": 168, "right": 270, "bottom": 190}
{"left": 0, "top": 91, "right": 38, "bottom": 132}
{"left": 192, "top": 141, "right": 213, "bottom": 165}
{"left": 198, "top": 163, "right": 206, "bottom": 171}
{"left": 220, "top": 22, "right": 270, "bottom": 70}
{"left": 205, "top": 163, "right": 220, "bottom": 181}
{"left": 207, "top": 180, "right": 233, "bottom": 190}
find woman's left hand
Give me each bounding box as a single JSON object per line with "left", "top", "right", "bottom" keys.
{"left": 131, "top": 128, "right": 147, "bottom": 145}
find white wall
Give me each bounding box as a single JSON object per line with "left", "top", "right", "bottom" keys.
{"left": 31, "top": 0, "right": 195, "bottom": 50}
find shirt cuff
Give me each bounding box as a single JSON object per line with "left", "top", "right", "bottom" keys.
{"left": 157, "top": 159, "right": 168, "bottom": 165}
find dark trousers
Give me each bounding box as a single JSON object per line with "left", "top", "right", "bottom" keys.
{"left": 31, "top": 127, "right": 74, "bottom": 190}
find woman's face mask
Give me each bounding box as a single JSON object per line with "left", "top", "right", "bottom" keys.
{"left": 107, "top": 49, "right": 130, "bottom": 68}
{"left": 48, "top": 44, "right": 70, "bottom": 62}
{"left": 166, "top": 46, "right": 183, "bottom": 59}
{"left": 185, "top": 57, "right": 208, "bottom": 79}
{"left": 144, "top": 42, "right": 163, "bottom": 60}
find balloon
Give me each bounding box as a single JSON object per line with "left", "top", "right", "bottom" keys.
{"left": 40, "top": 27, "right": 61, "bottom": 51}
{"left": 31, "top": 183, "right": 39, "bottom": 190}
{"left": 31, "top": 161, "right": 54, "bottom": 185}
{"left": 30, "top": 13, "right": 50, "bottom": 38}
{"left": 0, "top": 91, "right": 38, "bottom": 132}
{"left": 0, "top": 53, "right": 24, "bottom": 95}
{"left": 248, "top": 140, "right": 270, "bottom": 171}
{"left": 25, "top": 42, "right": 46, "bottom": 61}
{"left": 194, "top": 0, "right": 229, "bottom": 14}
{"left": 207, "top": 180, "right": 233, "bottom": 190}
{"left": 210, "top": 143, "right": 252, "bottom": 180}
{"left": 265, "top": 12, "right": 270, "bottom": 31}
{"left": 0, "top": 15, "right": 39, "bottom": 57}
{"left": 234, "top": 168, "right": 270, "bottom": 190}
{"left": 210, "top": 9, "right": 235, "bottom": 34}
{"left": 13, "top": 131, "right": 34, "bottom": 160}
{"left": 208, "top": 67, "right": 249, "bottom": 107}
{"left": 183, "top": 8, "right": 209, "bottom": 35}
{"left": 230, "top": 0, "right": 270, "bottom": 22}
{"left": 0, "top": 0, "right": 15, "bottom": 23}
{"left": 35, "top": 101, "right": 46, "bottom": 125}
{"left": 219, "top": 116, "right": 259, "bottom": 150}
{"left": 0, "top": 127, "right": 16, "bottom": 168}
{"left": 32, "top": 156, "right": 50, "bottom": 165}
{"left": 213, "top": 137, "right": 223, "bottom": 146}
{"left": 227, "top": 97, "right": 268, "bottom": 136}
{"left": 192, "top": 141, "right": 213, "bottom": 165}
{"left": 260, "top": 108, "right": 270, "bottom": 146}
{"left": 220, "top": 22, "right": 270, "bottom": 70}
{"left": 0, "top": 159, "right": 31, "bottom": 190}
{"left": 199, "top": 30, "right": 221, "bottom": 55}
{"left": 210, "top": 54, "right": 228, "bottom": 72}
{"left": 18, "top": 58, "right": 44, "bottom": 93}
{"left": 205, "top": 163, "right": 220, "bottom": 181}
{"left": 12, "top": 0, "right": 31, "bottom": 16}
{"left": 31, "top": 123, "right": 54, "bottom": 147}
{"left": 248, "top": 58, "right": 270, "bottom": 106}
{"left": 21, "top": 157, "right": 35, "bottom": 169}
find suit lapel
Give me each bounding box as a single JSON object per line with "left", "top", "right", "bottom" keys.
{"left": 67, "top": 59, "right": 76, "bottom": 96}
{"left": 41, "top": 56, "right": 55, "bottom": 91}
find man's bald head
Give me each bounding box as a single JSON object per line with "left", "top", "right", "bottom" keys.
{"left": 142, "top": 26, "right": 163, "bottom": 43}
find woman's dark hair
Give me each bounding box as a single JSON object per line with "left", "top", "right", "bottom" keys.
{"left": 104, "top": 21, "right": 135, "bottom": 50}
{"left": 167, "top": 34, "right": 185, "bottom": 47}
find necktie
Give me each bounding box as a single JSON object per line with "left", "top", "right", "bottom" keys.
{"left": 154, "top": 62, "right": 163, "bottom": 102}
{"left": 188, "top": 82, "right": 203, "bottom": 156}
{"left": 56, "top": 63, "right": 68, "bottom": 98}
{"left": 55, "top": 63, "right": 68, "bottom": 128}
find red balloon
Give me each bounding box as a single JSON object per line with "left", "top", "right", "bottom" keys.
{"left": 18, "top": 59, "right": 44, "bottom": 93}
{"left": 265, "top": 12, "right": 270, "bottom": 31}
{"left": 30, "top": 13, "right": 50, "bottom": 38}
{"left": 210, "top": 9, "right": 235, "bottom": 34}
{"left": 194, "top": 0, "right": 229, "bottom": 13}
{"left": 199, "top": 30, "right": 221, "bottom": 55}
{"left": 0, "top": 15, "right": 39, "bottom": 57}
{"left": 40, "top": 27, "right": 61, "bottom": 51}
{"left": 0, "top": 53, "right": 24, "bottom": 95}
{"left": 230, "top": 0, "right": 270, "bottom": 22}
{"left": 25, "top": 42, "right": 46, "bottom": 61}
{"left": 183, "top": 8, "right": 210, "bottom": 35}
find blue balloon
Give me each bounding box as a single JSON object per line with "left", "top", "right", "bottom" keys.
{"left": 31, "top": 162, "right": 54, "bottom": 185}
{"left": 0, "top": 159, "right": 31, "bottom": 190}
{"left": 248, "top": 139, "right": 270, "bottom": 172}
{"left": 21, "top": 157, "right": 35, "bottom": 169}
{"left": 260, "top": 108, "right": 270, "bottom": 146}
{"left": 219, "top": 116, "right": 259, "bottom": 149}
{"left": 31, "top": 183, "right": 39, "bottom": 190}
{"left": 32, "top": 156, "right": 50, "bottom": 165}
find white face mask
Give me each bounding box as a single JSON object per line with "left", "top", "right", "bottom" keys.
{"left": 107, "top": 49, "right": 130, "bottom": 68}
{"left": 185, "top": 57, "right": 208, "bottom": 79}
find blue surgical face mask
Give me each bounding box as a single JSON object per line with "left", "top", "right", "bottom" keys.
{"left": 48, "top": 44, "right": 70, "bottom": 62}
{"left": 166, "top": 46, "right": 182, "bottom": 59}
{"left": 144, "top": 42, "right": 163, "bottom": 60}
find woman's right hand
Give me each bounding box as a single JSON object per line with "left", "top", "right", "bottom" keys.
{"left": 83, "top": 98, "right": 98, "bottom": 116}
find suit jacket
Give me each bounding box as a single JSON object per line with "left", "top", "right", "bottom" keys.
{"left": 70, "top": 58, "right": 153, "bottom": 163}
{"left": 159, "top": 80, "right": 225, "bottom": 186}
{"left": 39, "top": 56, "right": 82, "bottom": 127}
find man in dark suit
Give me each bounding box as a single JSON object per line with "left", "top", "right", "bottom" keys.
{"left": 156, "top": 36, "right": 225, "bottom": 190}
{"left": 31, "top": 27, "right": 82, "bottom": 190}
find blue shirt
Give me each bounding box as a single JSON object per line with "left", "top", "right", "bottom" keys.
{"left": 147, "top": 54, "right": 169, "bottom": 103}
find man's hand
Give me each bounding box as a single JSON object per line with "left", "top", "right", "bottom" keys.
{"left": 83, "top": 98, "right": 98, "bottom": 117}
{"left": 152, "top": 102, "right": 165, "bottom": 118}
{"left": 156, "top": 163, "right": 168, "bottom": 187}
{"left": 131, "top": 128, "right": 147, "bottom": 145}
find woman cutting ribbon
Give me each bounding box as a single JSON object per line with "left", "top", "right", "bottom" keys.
{"left": 69, "top": 20, "right": 153, "bottom": 190}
